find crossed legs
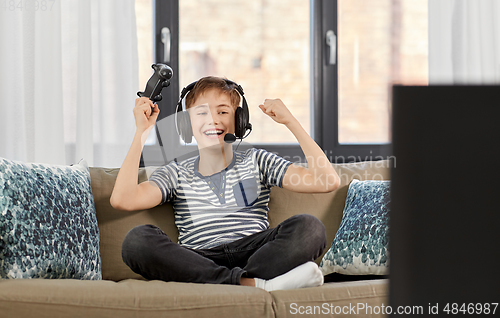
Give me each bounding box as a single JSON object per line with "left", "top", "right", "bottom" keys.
{"left": 122, "top": 214, "right": 327, "bottom": 290}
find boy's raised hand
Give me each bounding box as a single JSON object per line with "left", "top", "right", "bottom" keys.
{"left": 133, "top": 97, "right": 160, "bottom": 134}
{"left": 259, "top": 99, "right": 297, "bottom": 126}
{"left": 259, "top": 98, "right": 340, "bottom": 193}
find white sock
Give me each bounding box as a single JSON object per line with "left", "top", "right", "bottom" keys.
{"left": 253, "top": 262, "right": 324, "bottom": 292}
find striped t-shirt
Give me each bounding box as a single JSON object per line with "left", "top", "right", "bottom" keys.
{"left": 149, "top": 148, "right": 292, "bottom": 250}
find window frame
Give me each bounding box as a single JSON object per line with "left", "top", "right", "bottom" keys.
{"left": 314, "top": 0, "right": 392, "bottom": 163}
{"left": 141, "top": 0, "right": 392, "bottom": 167}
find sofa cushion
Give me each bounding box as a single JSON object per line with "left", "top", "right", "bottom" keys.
{"left": 89, "top": 167, "right": 178, "bottom": 282}
{"left": 320, "top": 180, "right": 390, "bottom": 275}
{"left": 0, "top": 158, "right": 101, "bottom": 279}
{"left": 268, "top": 160, "right": 392, "bottom": 265}
{"left": 0, "top": 279, "right": 274, "bottom": 318}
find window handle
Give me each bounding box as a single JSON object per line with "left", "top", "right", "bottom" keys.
{"left": 161, "top": 27, "right": 171, "bottom": 63}
{"left": 326, "top": 30, "right": 337, "bottom": 65}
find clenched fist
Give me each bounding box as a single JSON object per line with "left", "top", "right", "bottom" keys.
{"left": 133, "top": 97, "right": 160, "bottom": 134}
{"left": 258, "top": 99, "right": 298, "bottom": 126}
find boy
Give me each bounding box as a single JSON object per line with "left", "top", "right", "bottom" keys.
{"left": 111, "top": 77, "right": 340, "bottom": 291}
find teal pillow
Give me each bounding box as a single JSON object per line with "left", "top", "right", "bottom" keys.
{"left": 320, "top": 179, "right": 390, "bottom": 275}
{"left": 0, "top": 157, "right": 101, "bottom": 279}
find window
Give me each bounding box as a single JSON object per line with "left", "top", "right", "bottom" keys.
{"left": 178, "top": 0, "right": 311, "bottom": 145}
{"left": 337, "top": 0, "right": 428, "bottom": 144}
{"left": 316, "top": 0, "right": 427, "bottom": 162}
{"left": 139, "top": 0, "right": 428, "bottom": 165}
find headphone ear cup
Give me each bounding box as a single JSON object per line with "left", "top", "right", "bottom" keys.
{"left": 234, "top": 107, "right": 246, "bottom": 138}
{"left": 177, "top": 111, "right": 193, "bottom": 143}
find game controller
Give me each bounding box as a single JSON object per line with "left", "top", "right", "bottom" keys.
{"left": 137, "top": 63, "right": 173, "bottom": 114}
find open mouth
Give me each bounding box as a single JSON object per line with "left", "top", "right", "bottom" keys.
{"left": 203, "top": 129, "right": 224, "bottom": 138}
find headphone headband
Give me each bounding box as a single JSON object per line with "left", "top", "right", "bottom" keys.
{"left": 177, "top": 79, "right": 244, "bottom": 109}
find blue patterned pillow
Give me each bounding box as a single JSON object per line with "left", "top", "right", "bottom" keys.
{"left": 0, "top": 157, "right": 101, "bottom": 279}
{"left": 320, "top": 179, "right": 390, "bottom": 275}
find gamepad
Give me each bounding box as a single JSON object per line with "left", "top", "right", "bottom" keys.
{"left": 137, "top": 63, "right": 173, "bottom": 113}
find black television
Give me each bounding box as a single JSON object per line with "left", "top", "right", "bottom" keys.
{"left": 390, "top": 85, "right": 500, "bottom": 316}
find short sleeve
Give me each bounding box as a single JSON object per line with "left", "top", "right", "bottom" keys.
{"left": 148, "top": 161, "right": 179, "bottom": 204}
{"left": 254, "top": 148, "right": 292, "bottom": 188}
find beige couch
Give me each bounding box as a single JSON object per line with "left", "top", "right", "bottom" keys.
{"left": 0, "top": 160, "right": 390, "bottom": 318}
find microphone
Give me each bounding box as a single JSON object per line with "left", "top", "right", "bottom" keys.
{"left": 224, "top": 124, "right": 252, "bottom": 144}
{"left": 224, "top": 133, "right": 237, "bottom": 143}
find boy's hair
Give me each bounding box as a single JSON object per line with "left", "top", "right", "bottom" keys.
{"left": 185, "top": 76, "right": 241, "bottom": 109}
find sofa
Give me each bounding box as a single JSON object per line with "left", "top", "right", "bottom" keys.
{"left": 0, "top": 159, "right": 390, "bottom": 318}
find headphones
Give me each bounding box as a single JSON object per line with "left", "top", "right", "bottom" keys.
{"left": 175, "top": 79, "right": 252, "bottom": 144}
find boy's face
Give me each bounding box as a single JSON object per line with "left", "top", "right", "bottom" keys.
{"left": 188, "top": 88, "right": 236, "bottom": 149}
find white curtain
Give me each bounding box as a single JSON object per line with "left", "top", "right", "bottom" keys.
{"left": 429, "top": 0, "right": 500, "bottom": 84}
{"left": 0, "top": 0, "right": 138, "bottom": 167}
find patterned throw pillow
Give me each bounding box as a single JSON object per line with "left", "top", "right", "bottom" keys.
{"left": 0, "top": 157, "right": 101, "bottom": 279}
{"left": 320, "top": 179, "right": 390, "bottom": 275}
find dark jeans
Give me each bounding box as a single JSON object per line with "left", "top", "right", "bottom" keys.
{"left": 122, "top": 214, "right": 327, "bottom": 285}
